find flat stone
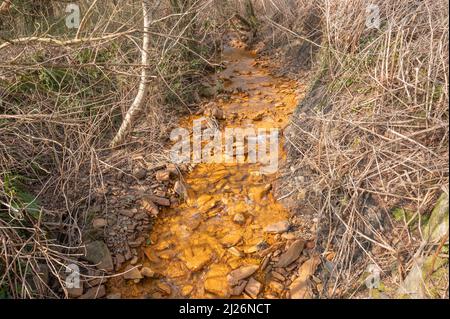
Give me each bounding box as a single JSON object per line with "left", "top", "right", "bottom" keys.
{"left": 290, "top": 256, "right": 321, "bottom": 299}
{"left": 84, "top": 241, "right": 114, "bottom": 272}
{"left": 271, "top": 271, "right": 285, "bottom": 282}
{"left": 181, "top": 285, "right": 194, "bottom": 297}
{"left": 275, "top": 239, "right": 305, "bottom": 268}
{"left": 157, "top": 282, "right": 172, "bottom": 295}
{"left": 220, "top": 232, "right": 243, "bottom": 248}
{"left": 145, "top": 195, "right": 171, "bottom": 207}
{"left": 123, "top": 265, "right": 143, "bottom": 280}
{"left": 181, "top": 245, "right": 212, "bottom": 271}
{"left": 79, "top": 285, "right": 106, "bottom": 299}
{"left": 244, "top": 278, "right": 262, "bottom": 299}
{"left": 264, "top": 221, "right": 290, "bottom": 234}
{"left": 67, "top": 285, "right": 84, "bottom": 298}
{"left": 268, "top": 281, "right": 285, "bottom": 293}
{"left": 174, "top": 181, "right": 188, "bottom": 198}
{"left": 142, "top": 198, "right": 159, "bottom": 217}
{"left": 204, "top": 264, "right": 230, "bottom": 298}
{"left": 156, "top": 170, "right": 171, "bottom": 182}
{"left": 231, "top": 280, "right": 247, "bottom": 296}
{"left": 233, "top": 213, "right": 246, "bottom": 225}
{"left": 227, "top": 265, "right": 259, "bottom": 286}
{"left": 141, "top": 267, "right": 156, "bottom": 278}
{"left": 227, "top": 247, "right": 244, "bottom": 257}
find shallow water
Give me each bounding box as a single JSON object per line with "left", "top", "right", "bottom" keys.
{"left": 109, "top": 40, "right": 300, "bottom": 299}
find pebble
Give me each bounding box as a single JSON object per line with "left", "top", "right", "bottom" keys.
{"left": 244, "top": 278, "right": 262, "bottom": 299}
{"left": 141, "top": 267, "right": 156, "bottom": 278}
{"left": 227, "top": 265, "right": 259, "bottom": 286}
{"left": 275, "top": 239, "right": 305, "bottom": 268}
{"left": 231, "top": 280, "right": 247, "bottom": 296}
{"left": 264, "top": 221, "right": 290, "bottom": 234}
{"left": 233, "top": 213, "right": 246, "bottom": 225}
{"left": 156, "top": 170, "right": 171, "bottom": 182}
{"left": 156, "top": 282, "right": 172, "bottom": 295}
{"left": 123, "top": 265, "right": 143, "bottom": 280}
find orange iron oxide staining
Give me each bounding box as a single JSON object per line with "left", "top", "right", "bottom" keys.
{"left": 109, "top": 39, "right": 301, "bottom": 299}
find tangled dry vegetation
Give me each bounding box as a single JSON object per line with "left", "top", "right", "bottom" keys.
{"left": 262, "top": 0, "right": 448, "bottom": 298}
{"left": 0, "top": 0, "right": 230, "bottom": 298}
{"left": 0, "top": 0, "right": 448, "bottom": 299}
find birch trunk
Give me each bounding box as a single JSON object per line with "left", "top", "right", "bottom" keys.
{"left": 111, "top": 0, "right": 152, "bottom": 147}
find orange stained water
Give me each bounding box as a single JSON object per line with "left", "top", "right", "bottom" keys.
{"left": 109, "top": 41, "right": 300, "bottom": 299}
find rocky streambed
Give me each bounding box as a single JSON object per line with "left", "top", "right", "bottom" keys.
{"left": 74, "top": 37, "right": 323, "bottom": 299}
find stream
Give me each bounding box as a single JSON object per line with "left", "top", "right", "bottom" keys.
{"left": 109, "top": 37, "right": 301, "bottom": 299}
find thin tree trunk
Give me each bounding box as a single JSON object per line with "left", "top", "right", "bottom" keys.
{"left": 111, "top": 0, "right": 153, "bottom": 147}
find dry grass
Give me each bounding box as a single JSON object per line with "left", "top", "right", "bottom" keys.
{"left": 0, "top": 0, "right": 227, "bottom": 298}
{"left": 259, "top": 0, "right": 448, "bottom": 298}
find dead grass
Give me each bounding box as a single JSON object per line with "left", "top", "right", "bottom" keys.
{"left": 258, "top": 0, "right": 448, "bottom": 298}
{"left": 0, "top": 0, "right": 226, "bottom": 298}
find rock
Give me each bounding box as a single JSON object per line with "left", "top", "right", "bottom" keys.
{"left": 271, "top": 271, "right": 285, "bottom": 282}
{"left": 233, "top": 213, "right": 246, "bottom": 225}
{"left": 181, "top": 245, "right": 212, "bottom": 271}
{"left": 264, "top": 221, "right": 290, "bottom": 234}
{"left": 123, "top": 265, "right": 143, "bottom": 280}
{"left": 156, "top": 170, "right": 171, "bottom": 182}
{"left": 181, "top": 285, "right": 194, "bottom": 297}
{"left": 220, "top": 232, "right": 243, "bottom": 248}
{"left": 289, "top": 256, "right": 321, "bottom": 299}
{"left": 84, "top": 241, "right": 114, "bottom": 272}
{"left": 204, "top": 264, "right": 230, "bottom": 298}
{"left": 106, "top": 293, "right": 122, "bottom": 299}
{"left": 231, "top": 280, "right": 247, "bottom": 296}
{"left": 275, "top": 239, "right": 305, "bottom": 268}
{"left": 157, "top": 282, "right": 172, "bottom": 295}
{"left": 252, "top": 112, "right": 264, "bottom": 121}
{"left": 79, "top": 285, "right": 106, "bottom": 299}
{"left": 423, "top": 191, "right": 449, "bottom": 243}
{"left": 212, "top": 107, "right": 225, "bottom": 120}
{"left": 268, "top": 281, "right": 284, "bottom": 294}
{"left": 142, "top": 198, "right": 159, "bottom": 217}
{"left": 145, "top": 195, "right": 171, "bottom": 207}
{"left": 130, "top": 256, "right": 138, "bottom": 265}
{"left": 227, "top": 265, "right": 259, "bottom": 286}
{"left": 67, "top": 285, "right": 84, "bottom": 298}
{"left": 134, "top": 168, "right": 147, "bottom": 180}
{"left": 141, "top": 267, "right": 157, "bottom": 278}
{"left": 397, "top": 254, "right": 448, "bottom": 298}
{"left": 227, "top": 247, "right": 243, "bottom": 257}
{"left": 244, "top": 278, "right": 262, "bottom": 299}
{"left": 174, "top": 181, "right": 188, "bottom": 198}
{"left": 166, "top": 163, "right": 179, "bottom": 176}
{"left": 92, "top": 218, "right": 107, "bottom": 230}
